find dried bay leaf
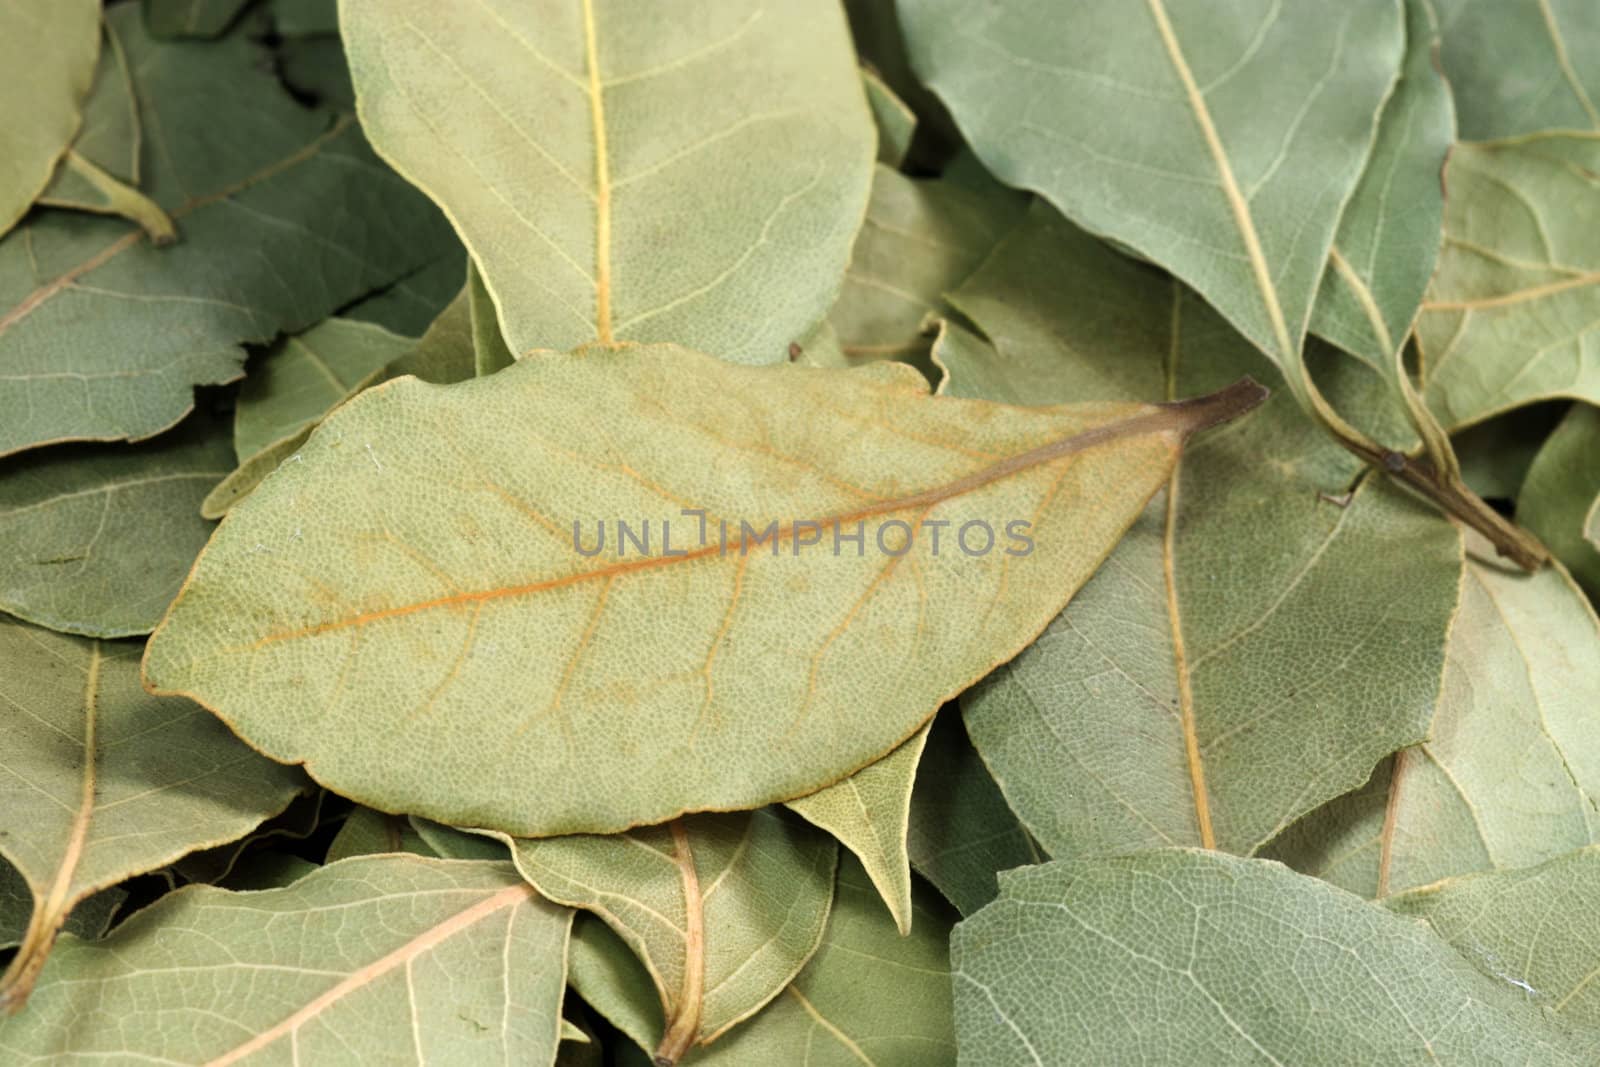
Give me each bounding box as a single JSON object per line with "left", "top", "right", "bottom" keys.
{"left": 500, "top": 810, "right": 835, "bottom": 1060}
{"left": 469, "top": 260, "right": 517, "bottom": 377}
{"left": 786, "top": 724, "right": 928, "bottom": 935}
{"left": 0, "top": 618, "right": 307, "bottom": 1010}
{"left": 0, "top": 411, "right": 233, "bottom": 637}
{"left": 942, "top": 205, "right": 1462, "bottom": 858}
{"left": 1418, "top": 135, "right": 1600, "bottom": 431}
{"left": 326, "top": 806, "right": 439, "bottom": 863}
{"left": 340, "top": 244, "right": 468, "bottom": 338}
{"left": 0, "top": 856, "right": 574, "bottom": 1064}
{"left": 1432, "top": 0, "right": 1600, "bottom": 139}
{"left": 906, "top": 708, "right": 1040, "bottom": 916}
{"left": 952, "top": 851, "right": 1596, "bottom": 1065}
{"left": 341, "top": 0, "right": 874, "bottom": 364}
{"left": 143, "top": 344, "right": 1263, "bottom": 836}
{"left": 144, "top": 0, "right": 256, "bottom": 39}
{"left": 1265, "top": 548, "right": 1600, "bottom": 898}
{"left": 201, "top": 318, "right": 412, "bottom": 518}
{"left": 0, "top": 0, "right": 98, "bottom": 236}
{"left": 863, "top": 68, "right": 916, "bottom": 169}
{"left": 1520, "top": 403, "right": 1600, "bottom": 598}
{"left": 684, "top": 855, "right": 956, "bottom": 1066}
{"left": 0, "top": 5, "right": 456, "bottom": 458}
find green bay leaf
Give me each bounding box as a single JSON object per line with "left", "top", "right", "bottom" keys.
{"left": 0, "top": 856, "right": 573, "bottom": 1064}
{"left": 341, "top": 0, "right": 874, "bottom": 364}
{"left": 1520, "top": 403, "right": 1600, "bottom": 598}
{"left": 1433, "top": 0, "right": 1600, "bottom": 139}
{"left": 143, "top": 344, "right": 1261, "bottom": 835}
{"left": 0, "top": 0, "right": 98, "bottom": 236}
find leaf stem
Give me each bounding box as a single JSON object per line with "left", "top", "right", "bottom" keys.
{"left": 653, "top": 819, "right": 704, "bottom": 1066}
{"left": 50, "top": 150, "right": 178, "bottom": 245}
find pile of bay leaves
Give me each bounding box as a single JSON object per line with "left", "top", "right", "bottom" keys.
{"left": 3, "top": 0, "right": 1600, "bottom": 1063}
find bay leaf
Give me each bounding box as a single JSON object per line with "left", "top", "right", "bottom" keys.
{"left": 842, "top": 0, "right": 961, "bottom": 170}
{"left": 201, "top": 318, "right": 412, "bottom": 518}
{"left": 863, "top": 67, "right": 916, "bottom": 169}
{"left": 899, "top": 0, "right": 1398, "bottom": 419}
{"left": 341, "top": 244, "right": 468, "bottom": 337}
{"left": 831, "top": 164, "right": 1024, "bottom": 368}
{"left": 1432, "top": 0, "right": 1600, "bottom": 139}
{"left": 326, "top": 806, "right": 439, "bottom": 863}
{"left": 144, "top": 0, "right": 256, "bottom": 38}
{"left": 0, "top": 4, "right": 455, "bottom": 458}
{"left": 1520, "top": 403, "right": 1600, "bottom": 598}
{"left": 906, "top": 707, "right": 1041, "bottom": 916}
{"left": 943, "top": 205, "right": 1462, "bottom": 858}
{"left": 0, "top": 855, "right": 573, "bottom": 1064}
{"left": 470, "top": 260, "right": 516, "bottom": 376}
{"left": 0, "top": 0, "right": 98, "bottom": 237}
{"left": 0, "top": 619, "right": 307, "bottom": 1010}
{"left": 684, "top": 855, "right": 956, "bottom": 1066}
{"left": 503, "top": 810, "right": 836, "bottom": 1059}
{"left": 1451, "top": 402, "right": 1569, "bottom": 502}
{"left": 0, "top": 410, "right": 233, "bottom": 637}
{"left": 786, "top": 723, "right": 930, "bottom": 935}
{"left": 36, "top": 23, "right": 175, "bottom": 244}
{"left": 1417, "top": 135, "right": 1600, "bottom": 432}
{"left": 271, "top": 0, "right": 339, "bottom": 37}
{"left": 1265, "top": 547, "right": 1600, "bottom": 897}
{"left": 567, "top": 913, "right": 664, "bottom": 1055}
{"left": 143, "top": 343, "right": 1263, "bottom": 836}
{"left": 1388, "top": 845, "right": 1600, "bottom": 1030}
{"left": 341, "top": 0, "right": 875, "bottom": 364}
{"left": 0, "top": 860, "right": 122, "bottom": 952}
{"left": 172, "top": 789, "right": 327, "bottom": 885}
{"left": 952, "top": 850, "right": 1595, "bottom": 1064}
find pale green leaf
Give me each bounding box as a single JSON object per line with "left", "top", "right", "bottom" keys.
{"left": 1265, "top": 548, "right": 1600, "bottom": 897}
{"left": 469, "top": 260, "right": 516, "bottom": 376}
{"left": 0, "top": 411, "right": 233, "bottom": 637}
{"left": 1520, "top": 403, "right": 1600, "bottom": 598}
{"left": 341, "top": 0, "right": 875, "bottom": 364}
{"left": 906, "top": 708, "right": 1041, "bottom": 916}
{"left": 1418, "top": 134, "right": 1600, "bottom": 431}
{"left": 0, "top": 5, "right": 455, "bottom": 458}
{"left": 685, "top": 855, "right": 956, "bottom": 1066}
{"left": 953, "top": 850, "right": 1595, "bottom": 1064}
{"left": 786, "top": 723, "right": 930, "bottom": 934}
{"left": 201, "top": 318, "right": 412, "bottom": 518}
{"left": 144, "top": 0, "right": 255, "bottom": 38}
{"left": 0, "top": 619, "right": 307, "bottom": 1009}
{"left": 900, "top": 0, "right": 1401, "bottom": 413}
{"left": 863, "top": 68, "right": 916, "bottom": 169}
{"left": 0, "top": 0, "right": 98, "bottom": 236}
{"left": 1387, "top": 845, "right": 1600, "bottom": 1030}
{"left": 326, "top": 806, "right": 440, "bottom": 863}
{"left": 567, "top": 914, "right": 664, "bottom": 1054}
{"left": 943, "top": 204, "right": 1461, "bottom": 857}
{"left": 831, "top": 164, "right": 1024, "bottom": 368}
{"left": 505, "top": 810, "right": 836, "bottom": 1055}
{"left": 1432, "top": 0, "right": 1600, "bottom": 139}
{"left": 143, "top": 344, "right": 1261, "bottom": 835}
{"left": 0, "top": 855, "right": 574, "bottom": 1065}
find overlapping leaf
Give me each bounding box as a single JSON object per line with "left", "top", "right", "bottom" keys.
{"left": 0, "top": 5, "right": 454, "bottom": 457}
{"left": 143, "top": 343, "right": 1261, "bottom": 835}
{"left": 0, "top": 411, "right": 232, "bottom": 637}
{"left": 1418, "top": 135, "right": 1600, "bottom": 431}
{"left": 952, "top": 851, "right": 1597, "bottom": 1065}
{"left": 1432, "top": 0, "right": 1600, "bottom": 139}
{"left": 0, "top": 0, "right": 98, "bottom": 236}
{"left": 0, "top": 618, "right": 306, "bottom": 1009}
{"left": 1520, "top": 403, "right": 1600, "bottom": 597}
{"left": 943, "top": 204, "right": 1461, "bottom": 858}
{"left": 341, "top": 0, "right": 875, "bottom": 364}
{"left": 144, "top": 0, "right": 255, "bottom": 38}
{"left": 1265, "top": 548, "right": 1600, "bottom": 897}
{"left": 0, "top": 856, "right": 574, "bottom": 1064}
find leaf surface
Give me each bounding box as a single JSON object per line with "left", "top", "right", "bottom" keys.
{"left": 0, "top": 5, "right": 455, "bottom": 457}
{"left": 144, "top": 0, "right": 255, "bottom": 38}
{"left": 341, "top": 0, "right": 874, "bottom": 364}
{"left": 900, "top": 0, "right": 1400, "bottom": 414}
{"left": 952, "top": 851, "right": 1596, "bottom": 1065}
{"left": 0, "top": 411, "right": 233, "bottom": 637}
{"left": 685, "top": 855, "right": 956, "bottom": 1065}
{"left": 144, "top": 343, "right": 1262, "bottom": 835}
{"left": 201, "top": 318, "right": 412, "bottom": 518}
{"left": 943, "top": 205, "right": 1462, "bottom": 857}
{"left": 1432, "top": 0, "right": 1600, "bottom": 139}
{"left": 503, "top": 810, "right": 835, "bottom": 1057}
{"left": 0, "top": 856, "right": 573, "bottom": 1064}
{"left": 0, "top": 0, "right": 98, "bottom": 236}
{"left": 864, "top": 68, "right": 917, "bottom": 168}
{"left": 786, "top": 723, "right": 929, "bottom": 934}
{"left": 0, "top": 618, "right": 306, "bottom": 1009}
{"left": 1418, "top": 135, "right": 1600, "bottom": 431}
{"left": 906, "top": 708, "right": 1040, "bottom": 916}
{"left": 1519, "top": 403, "right": 1600, "bottom": 598}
